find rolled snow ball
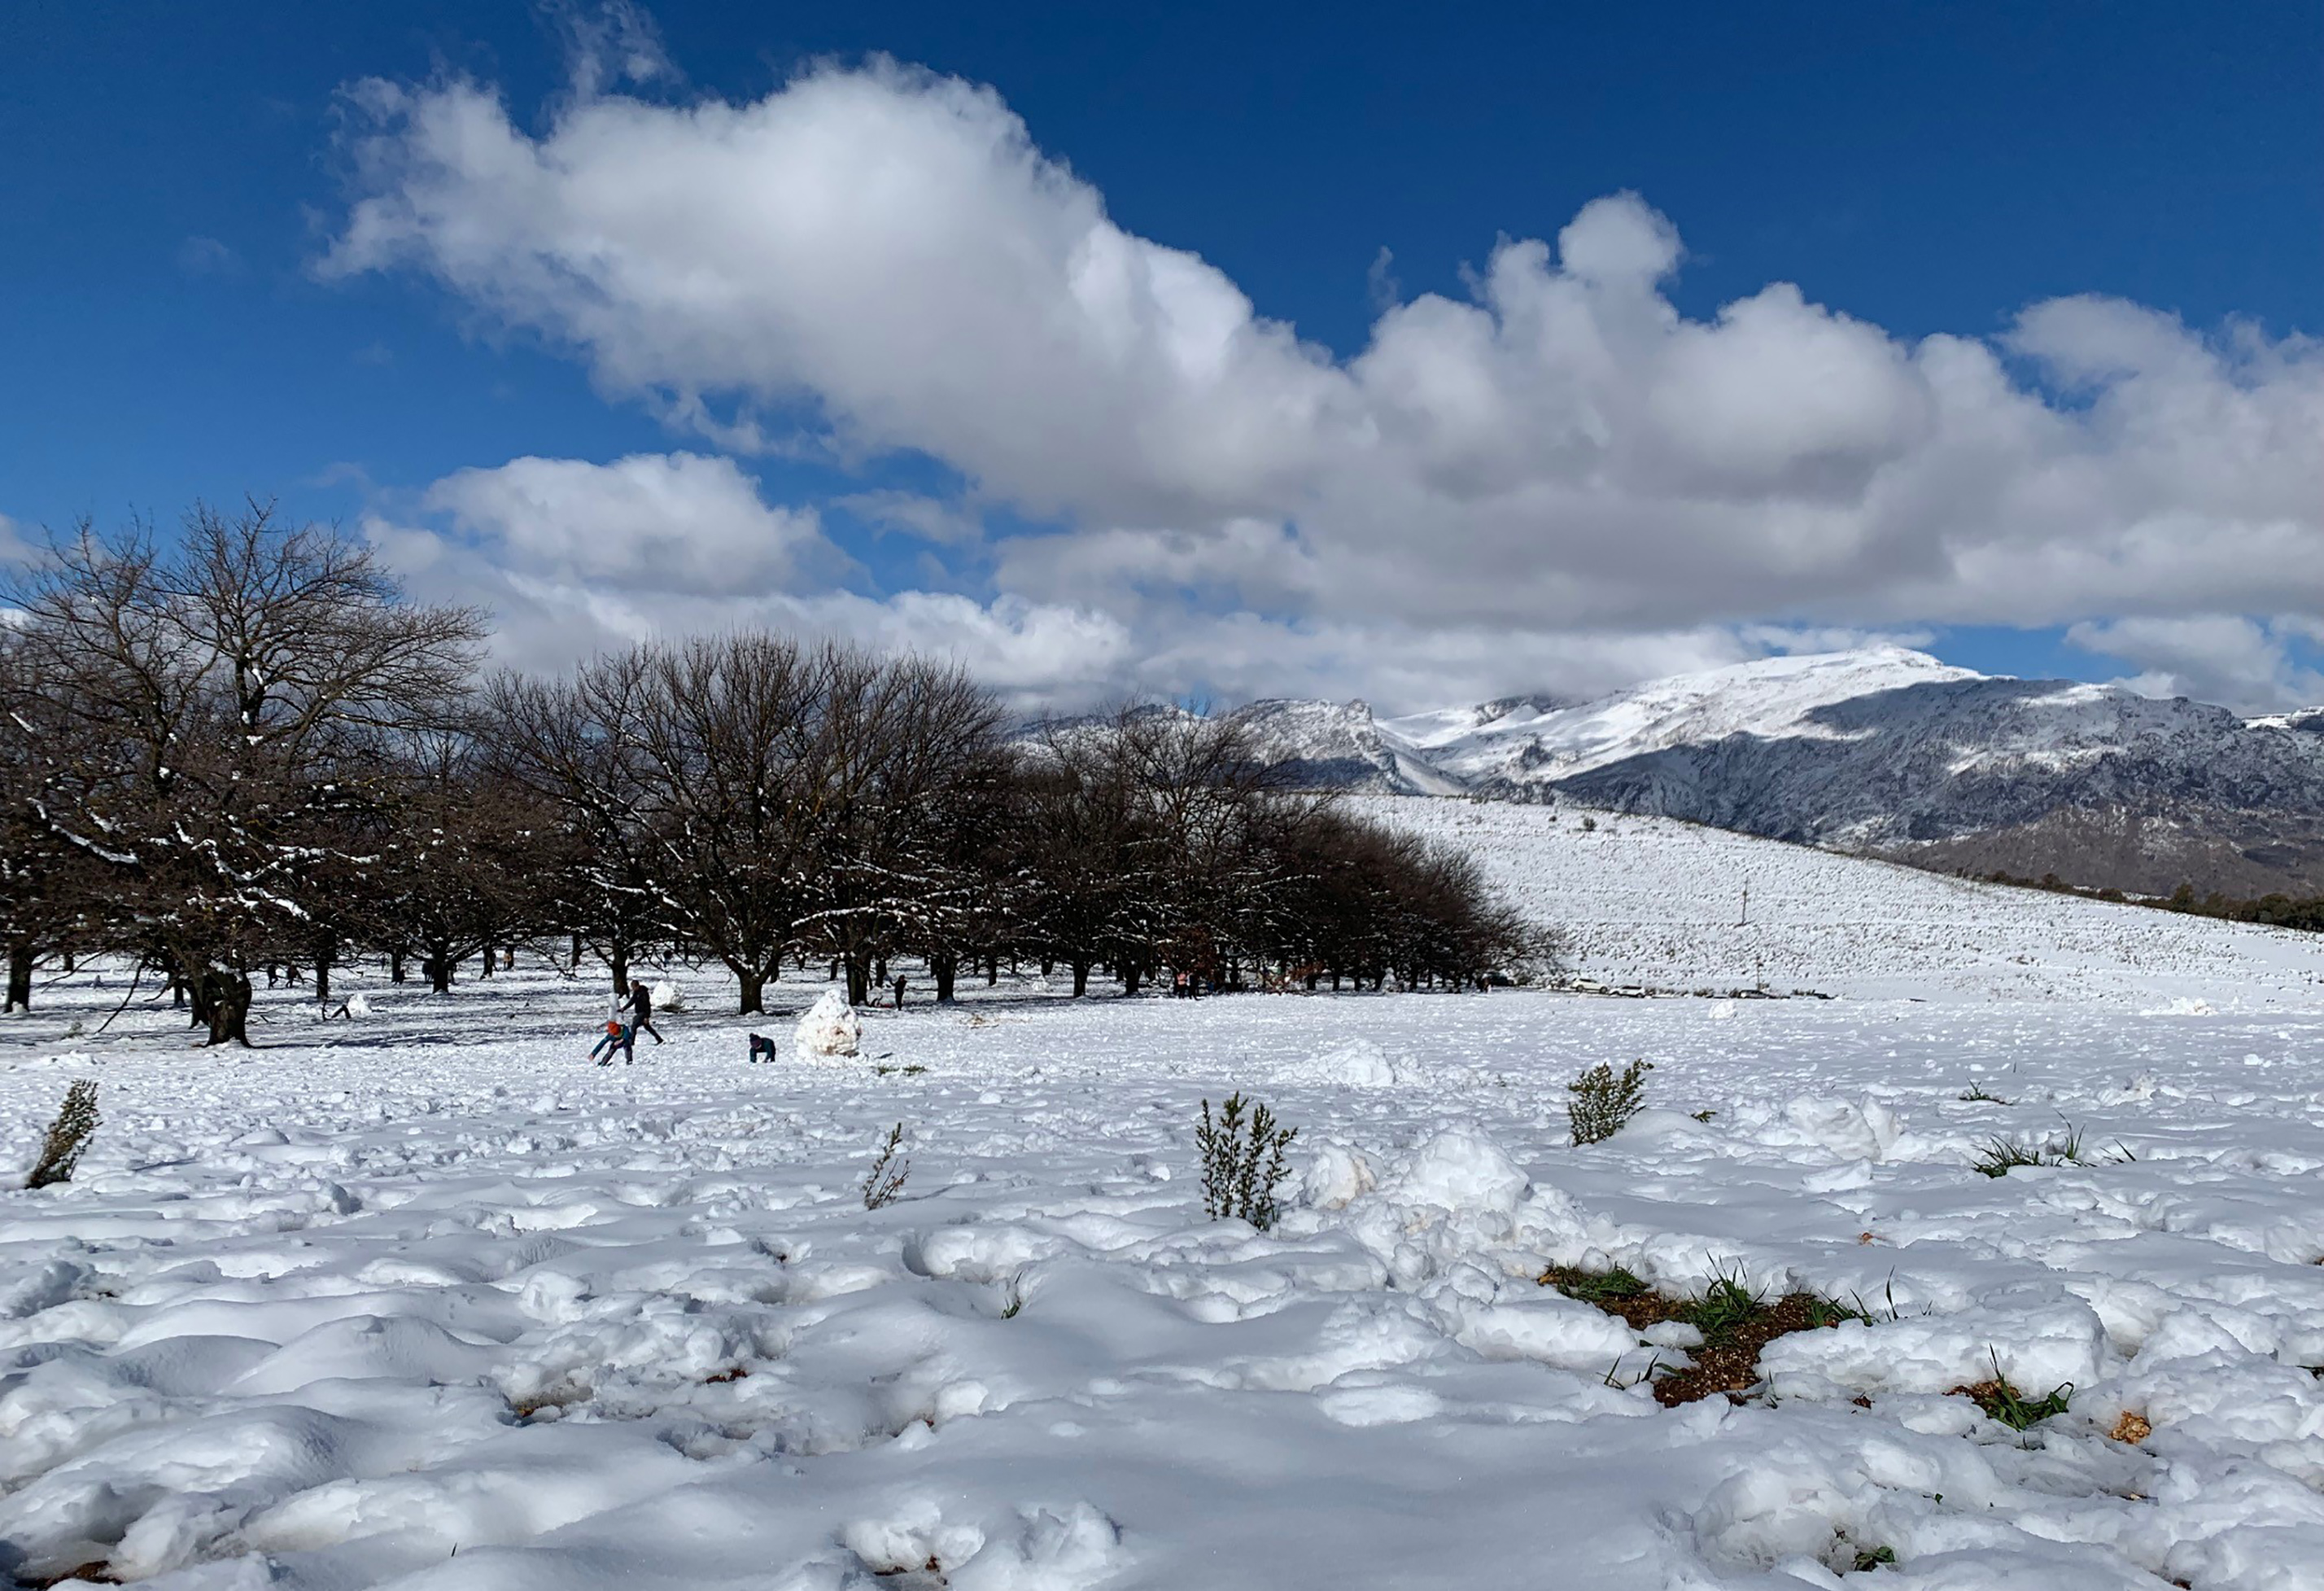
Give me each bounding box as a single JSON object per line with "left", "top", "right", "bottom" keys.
{"left": 794, "top": 989, "right": 863, "bottom": 1060}
{"left": 1392, "top": 1127, "right": 1530, "bottom": 1215}
{"left": 1301, "top": 1143, "right": 1378, "bottom": 1210}
{"left": 651, "top": 979, "right": 684, "bottom": 1014}
{"left": 344, "top": 994, "right": 372, "bottom": 1019}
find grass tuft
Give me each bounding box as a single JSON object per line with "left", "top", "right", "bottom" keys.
{"left": 1953, "top": 1352, "right": 2073, "bottom": 1429}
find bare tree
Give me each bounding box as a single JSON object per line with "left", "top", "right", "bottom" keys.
{"left": 2, "top": 503, "right": 485, "bottom": 1043}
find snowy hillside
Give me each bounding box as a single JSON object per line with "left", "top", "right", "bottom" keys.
{"left": 1365, "top": 795, "right": 2324, "bottom": 1006}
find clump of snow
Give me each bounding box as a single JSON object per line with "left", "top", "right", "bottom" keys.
{"left": 1387, "top": 1126, "right": 1530, "bottom": 1216}
{"left": 650, "top": 980, "right": 684, "bottom": 1014}
{"left": 793, "top": 989, "right": 862, "bottom": 1060}
{"left": 1306, "top": 1038, "right": 1399, "bottom": 1086}
{"left": 1300, "top": 1143, "right": 1377, "bottom": 1210}
{"left": 2143, "top": 995, "right": 2216, "bottom": 1016}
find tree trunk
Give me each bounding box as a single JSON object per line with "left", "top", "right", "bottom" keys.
{"left": 1121, "top": 962, "right": 1142, "bottom": 995}
{"left": 426, "top": 943, "right": 453, "bottom": 994}
{"left": 985, "top": 954, "right": 998, "bottom": 987}
{"left": 478, "top": 943, "right": 494, "bottom": 979}
{"left": 845, "top": 946, "right": 874, "bottom": 1007}
{"left": 202, "top": 969, "right": 253, "bottom": 1047}
{"left": 609, "top": 942, "right": 629, "bottom": 996}
{"left": 874, "top": 955, "right": 888, "bottom": 987}
{"left": 933, "top": 951, "right": 958, "bottom": 1004}
{"left": 737, "top": 967, "right": 767, "bottom": 1015}
{"left": 1070, "top": 958, "right": 1090, "bottom": 998}
{"left": 3, "top": 944, "right": 33, "bottom": 1013}
{"left": 312, "top": 930, "right": 338, "bottom": 1006}
{"left": 390, "top": 947, "right": 406, "bottom": 984}
{"left": 189, "top": 968, "right": 214, "bottom": 1027}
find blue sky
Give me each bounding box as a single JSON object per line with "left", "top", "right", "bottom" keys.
{"left": 4, "top": 2, "right": 2319, "bottom": 710}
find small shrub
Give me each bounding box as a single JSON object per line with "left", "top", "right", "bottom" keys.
{"left": 1196, "top": 1093, "right": 1299, "bottom": 1231}
{"left": 861, "top": 1122, "right": 911, "bottom": 1209}
{"left": 1957, "top": 1082, "right": 2012, "bottom": 1104}
{"left": 1569, "top": 1060, "right": 1652, "bottom": 1145}
{"left": 27, "top": 1081, "right": 99, "bottom": 1190}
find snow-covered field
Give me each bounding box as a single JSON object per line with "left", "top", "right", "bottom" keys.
{"left": 9, "top": 819, "right": 2324, "bottom": 1588}
{"left": 1370, "top": 795, "right": 2324, "bottom": 1007}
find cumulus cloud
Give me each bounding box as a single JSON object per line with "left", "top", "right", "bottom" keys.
{"left": 318, "top": 46, "right": 2324, "bottom": 709}
{"left": 2069, "top": 614, "right": 2324, "bottom": 713}
{"left": 367, "top": 456, "right": 1128, "bottom": 707}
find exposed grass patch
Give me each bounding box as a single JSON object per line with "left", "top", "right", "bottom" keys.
{"left": 873, "top": 1063, "right": 928, "bottom": 1077}
{"left": 1539, "top": 1262, "right": 1872, "bottom": 1406}
{"left": 1848, "top": 1543, "right": 1898, "bottom": 1572}
{"left": 1957, "top": 1082, "right": 2012, "bottom": 1104}
{"left": 1971, "top": 1121, "right": 2134, "bottom": 1178}
{"left": 1950, "top": 1353, "right": 2073, "bottom": 1429}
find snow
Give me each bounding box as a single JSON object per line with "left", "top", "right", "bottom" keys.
{"left": 1380, "top": 646, "right": 1982, "bottom": 789}
{"left": 1367, "top": 793, "right": 2324, "bottom": 1007}
{"left": 8, "top": 821, "right": 2324, "bottom": 1586}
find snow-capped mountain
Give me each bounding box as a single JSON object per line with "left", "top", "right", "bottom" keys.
{"left": 1224, "top": 698, "right": 1466, "bottom": 795}
{"left": 1242, "top": 648, "right": 2324, "bottom": 897}
{"left": 1379, "top": 647, "right": 1978, "bottom": 791}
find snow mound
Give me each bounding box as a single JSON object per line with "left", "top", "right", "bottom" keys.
{"left": 1389, "top": 1126, "right": 1530, "bottom": 1216}
{"left": 650, "top": 979, "right": 684, "bottom": 1014}
{"left": 1305, "top": 1038, "right": 1400, "bottom": 1087}
{"left": 793, "top": 990, "right": 862, "bottom": 1060}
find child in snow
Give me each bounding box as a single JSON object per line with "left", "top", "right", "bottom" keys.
{"left": 747, "top": 1032, "right": 778, "bottom": 1064}
{"left": 589, "top": 1011, "right": 634, "bottom": 1065}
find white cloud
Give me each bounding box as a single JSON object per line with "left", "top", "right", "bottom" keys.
{"left": 424, "top": 451, "right": 843, "bottom": 595}
{"left": 319, "top": 49, "right": 2324, "bottom": 710}
{"left": 369, "top": 457, "right": 1129, "bottom": 709}
{"left": 2068, "top": 614, "right": 2324, "bottom": 713}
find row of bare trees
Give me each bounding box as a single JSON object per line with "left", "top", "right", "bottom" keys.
{"left": 2, "top": 506, "right": 1550, "bottom": 1040}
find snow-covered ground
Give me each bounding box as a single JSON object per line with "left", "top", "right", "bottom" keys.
{"left": 9, "top": 825, "right": 2324, "bottom": 1589}
{"left": 1370, "top": 794, "right": 2324, "bottom": 1007}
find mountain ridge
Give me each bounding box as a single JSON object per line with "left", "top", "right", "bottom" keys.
{"left": 1232, "top": 649, "right": 2324, "bottom": 897}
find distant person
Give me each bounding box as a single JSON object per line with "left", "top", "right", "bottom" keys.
{"left": 893, "top": 974, "right": 907, "bottom": 1007}
{"left": 627, "top": 979, "right": 664, "bottom": 1045}
{"left": 747, "top": 1032, "right": 778, "bottom": 1064}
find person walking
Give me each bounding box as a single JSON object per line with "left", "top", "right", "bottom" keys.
{"left": 627, "top": 979, "right": 664, "bottom": 1046}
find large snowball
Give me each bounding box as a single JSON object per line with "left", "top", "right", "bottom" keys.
{"left": 793, "top": 989, "right": 862, "bottom": 1060}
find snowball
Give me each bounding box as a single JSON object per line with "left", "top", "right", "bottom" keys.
{"left": 1390, "top": 1127, "right": 1530, "bottom": 1216}
{"left": 793, "top": 989, "right": 862, "bottom": 1060}
{"left": 1301, "top": 1144, "right": 1378, "bottom": 1210}
{"left": 343, "top": 994, "right": 371, "bottom": 1019}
